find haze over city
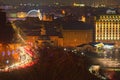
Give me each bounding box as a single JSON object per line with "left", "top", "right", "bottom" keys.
{"left": 1, "top": 0, "right": 120, "bottom": 6}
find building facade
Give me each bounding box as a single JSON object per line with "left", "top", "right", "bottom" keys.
{"left": 95, "top": 14, "right": 120, "bottom": 45}
{"left": 62, "top": 21, "right": 94, "bottom": 47}
{"left": 62, "top": 30, "right": 93, "bottom": 47}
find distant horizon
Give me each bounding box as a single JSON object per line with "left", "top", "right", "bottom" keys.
{"left": 1, "top": 0, "right": 120, "bottom": 6}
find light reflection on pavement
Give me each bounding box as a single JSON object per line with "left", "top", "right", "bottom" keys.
{"left": 89, "top": 58, "right": 120, "bottom": 79}
{"left": 96, "top": 58, "right": 120, "bottom": 68}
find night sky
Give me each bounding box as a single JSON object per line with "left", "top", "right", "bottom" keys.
{"left": 1, "top": 0, "right": 120, "bottom": 6}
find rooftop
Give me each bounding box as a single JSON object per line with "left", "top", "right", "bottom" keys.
{"left": 62, "top": 21, "right": 94, "bottom": 30}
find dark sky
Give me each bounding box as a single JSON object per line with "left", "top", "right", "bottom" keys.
{"left": 2, "top": 0, "right": 73, "bottom": 4}
{"left": 1, "top": 0, "right": 120, "bottom": 6}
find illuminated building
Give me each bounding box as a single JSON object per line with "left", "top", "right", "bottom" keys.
{"left": 95, "top": 10, "right": 120, "bottom": 45}
{"left": 90, "top": 0, "right": 118, "bottom": 7}
{"left": 14, "top": 14, "right": 94, "bottom": 47}
{"left": 73, "top": 3, "right": 85, "bottom": 7}
{"left": 17, "top": 12, "right": 27, "bottom": 18}
{"left": 42, "top": 14, "right": 53, "bottom": 21}
{"left": 62, "top": 21, "right": 93, "bottom": 47}
{"left": 14, "top": 17, "right": 63, "bottom": 47}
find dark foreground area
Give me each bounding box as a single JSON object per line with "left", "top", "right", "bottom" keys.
{"left": 0, "top": 47, "right": 101, "bottom": 80}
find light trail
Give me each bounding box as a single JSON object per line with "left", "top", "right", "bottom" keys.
{"left": 17, "top": 33, "right": 26, "bottom": 44}
{"left": 11, "top": 22, "right": 26, "bottom": 43}
{"left": 0, "top": 46, "right": 37, "bottom": 72}
{"left": 0, "top": 22, "right": 39, "bottom": 72}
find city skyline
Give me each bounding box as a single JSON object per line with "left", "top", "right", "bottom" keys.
{"left": 1, "top": 0, "right": 120, "bottom": 6}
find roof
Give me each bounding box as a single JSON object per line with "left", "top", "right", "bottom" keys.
{"left": 24, "top": 31, "right": 40, "bottom": 36}
{"left": 62, "top": 21, "right": 94, "bottom": 30}
{"left": 89, "top": 42, "right": 114, "bottom": 47}
{"left": 41, "top": 23, "right": 63, "bottom": 37}
{"left": 77, "top": 44, "right": 88, "bottom": 47}
{"left": 38, "top": 35, "right": 50, "bottom": 40}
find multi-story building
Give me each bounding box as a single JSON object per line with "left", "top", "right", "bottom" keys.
{"left": 62, "top": 21, "right": 94, "bottom": 47}
{"left": 91, "top": 0, "right": 118, "bottom": 7}
{"left": 95, "top": 11, "right": 120, "bottom": 45}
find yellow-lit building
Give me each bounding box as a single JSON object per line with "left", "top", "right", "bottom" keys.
{"left": 62, "top": 21, "right": 94, "bottom": 47}
{"left": 14, "top": 16, "right": 94, "bottom": 47}
{"left": 62, "top": 30, "right": 93, "bottom": 47}
{"left": 42, "top": 14, "right": 53, "bottom": 21}
{"left": 95, "top": 14, "right": 120, "bottom": 45}
{"left": 49, "top": 34, "right": 63, "bottom": 47}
